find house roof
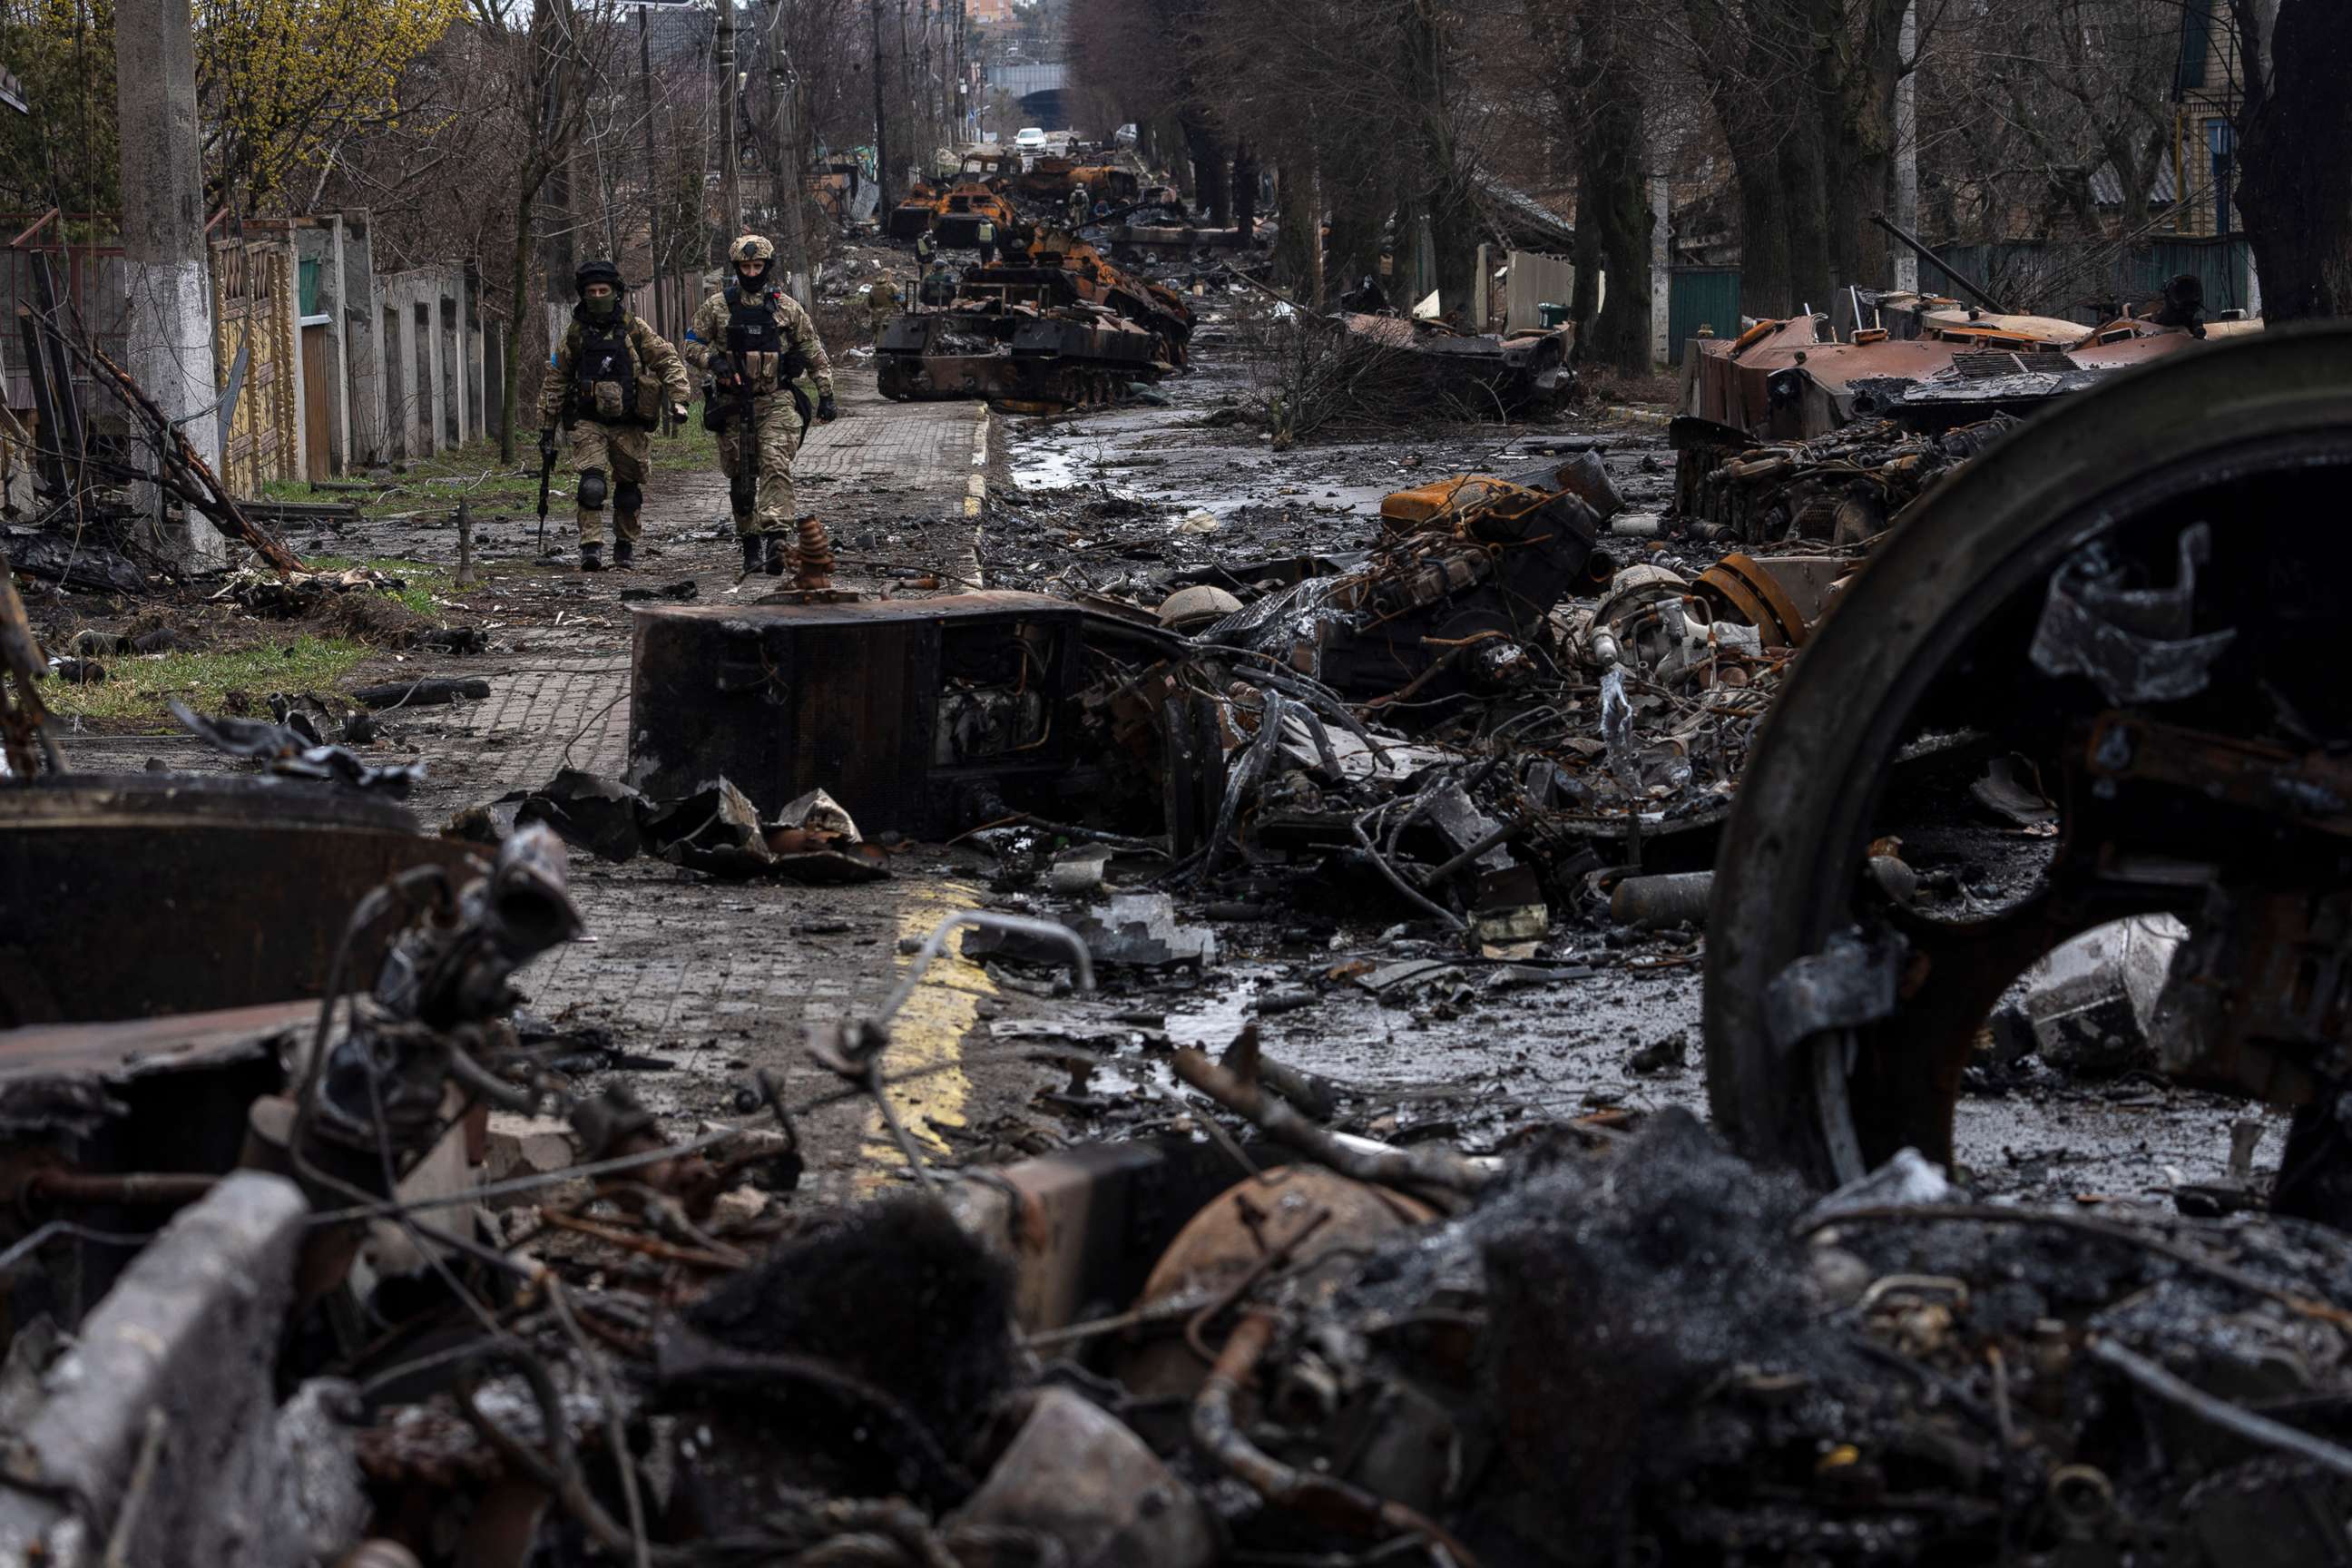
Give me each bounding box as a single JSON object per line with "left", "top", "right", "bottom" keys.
{"left": 2090, "top": 159, "right": 2178, "bottom": 208}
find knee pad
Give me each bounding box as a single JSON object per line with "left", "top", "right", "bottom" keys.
{"left": 614, "top": 479, "right": 642, "bottom": 514}
{"left": 577, "top": 467, "right": 608, "bottom": 509}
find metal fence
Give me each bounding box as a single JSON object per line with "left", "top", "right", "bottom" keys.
{"left": 1929, "top": 236, "right": 2253, "bottom": 322}
{"left": 1667, "top": 268, "right": 1742, "bottom": 364}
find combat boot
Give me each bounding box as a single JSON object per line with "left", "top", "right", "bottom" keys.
{"left": 740, "top": 534, "right": 762, "bottom": 574}
{"left": 763, "top": 533, "right": 787, "bottom": 576}
{"left": 580, "top": 542, "right": 603, "bottom": 572}
{"left": 613, "top": 536, "right": 634, "bottom": 569}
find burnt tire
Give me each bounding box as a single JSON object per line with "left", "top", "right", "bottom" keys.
{"left": 1703, "top": 324, "right": 2352, "bottom": 1186}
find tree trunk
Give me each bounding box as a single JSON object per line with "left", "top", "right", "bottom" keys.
{"left": 1575, "top": 1, "right": 1653, "bottom": 370}
{"left": 1181, "top": 109, "right": 1229, "bottom": 225}
{"left": 1813, "top": 0, "right": 1906, "bottom": 299}
{"left": 500, "top": 163, "right": 543, "bottom": 466}
{"left": 1404, "top": 0, "right": 1476, "bottom": 316}
{"left": 1735, "top": 148, "right": 1793, "bottom": 318}
{"left": 2237, "top": 0, "right": 2352, "bottom": 319}
{"left": 1779, "top": 113, "right": 1833, "bottom": 316}
{"left": 1274, "top": 156, "right": 1315, "bottom": 294}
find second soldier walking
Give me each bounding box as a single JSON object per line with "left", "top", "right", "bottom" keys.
{"left": 684, "top": 235, "right": 839, "bottom": 576}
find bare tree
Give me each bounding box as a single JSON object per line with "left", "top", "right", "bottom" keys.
{"left": 467, "top": 0, "right": 617, "bottom": 463}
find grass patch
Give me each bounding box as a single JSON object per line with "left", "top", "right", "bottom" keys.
{"left": 44, "top": 635, "right": 369, "bottom": 728}
{"left": 260, "top": 435, "right": 544, "bottom": 521}
{"left": 304, "top": 554, "right": 450, "bottom": 619}
{"left": 253, "top": 391, "right": 825, "bottom": 525}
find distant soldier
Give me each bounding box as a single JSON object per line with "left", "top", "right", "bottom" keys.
{"left": 867, "top": 276, "right": 901, "bottom": 344}
{"left": 915, "top": 229, "right": 938, "bottom": 268}
{"left": 682, "top": 235, "right": 840, "bottom": 576}
{"left": 536, "top": 259, "right": 691, "bottom": 572}
{"left": 918, "top": 260, "right": 959, "bottom": 309}
{"left": 975, "top": 216, "right": 999, "bottom": 267}
{"left": 1067, "top": 183, "right": 1090, "bottom": 229}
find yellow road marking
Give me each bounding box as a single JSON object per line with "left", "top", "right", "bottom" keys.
{"left": 858, "top": 879, "right": 995, "bottom": 1191}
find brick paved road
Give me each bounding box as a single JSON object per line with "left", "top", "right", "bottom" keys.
{"left": 315, "top": 368, "right": 1031, "bottom": 1190}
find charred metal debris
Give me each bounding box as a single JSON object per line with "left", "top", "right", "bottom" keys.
{"left": 10, "top": 169, "right": 2352, "bottom": 1568}
{"left": 11, "top": 908, "right": 2352, "bottom": 1568}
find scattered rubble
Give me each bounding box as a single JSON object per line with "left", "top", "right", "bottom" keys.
{"left": 8, "top": 129, "right": 2350, "bottom": 1568}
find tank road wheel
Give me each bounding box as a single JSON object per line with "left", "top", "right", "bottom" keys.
{"left": 1703, "top": 326, "right": 2352, "bottom": 1190}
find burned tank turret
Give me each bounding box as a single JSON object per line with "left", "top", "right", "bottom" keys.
{"left": 877, "top": 231, "right": 1194, "bottom": 411}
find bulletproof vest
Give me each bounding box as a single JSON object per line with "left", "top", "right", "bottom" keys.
{"left": 573, "top": 313, "right": 639, "bottom": 423}
{"left": 724, "top": 281, "right": 802, "bottom": 389}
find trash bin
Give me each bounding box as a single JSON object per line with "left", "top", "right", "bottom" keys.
{"left": 1537, "top": 301, "right": 1569, "bottom": 328}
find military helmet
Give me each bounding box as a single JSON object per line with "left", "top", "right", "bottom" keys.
{"left": 574, "top": 258, "right": 623, "bottom": 292}
{"left": 728, "top": 234, "right": 777, "bottom": 265}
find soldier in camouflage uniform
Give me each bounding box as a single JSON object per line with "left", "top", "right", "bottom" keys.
{"left": 535, "top": 259, "right": 691, "bottom": 572}
{"left": 683, "top": 235, "right": 839, "bottom": 576}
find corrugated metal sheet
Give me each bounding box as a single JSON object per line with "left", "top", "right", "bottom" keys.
{"left": 1668, "top": 268, "right": 1741, "bottom": 363}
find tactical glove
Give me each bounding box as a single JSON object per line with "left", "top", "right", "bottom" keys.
{"left": 816, "top": 395, "right": 839, "bottom": 423}
{"left": 536, "top": 428, "right": 558, "bottom": 464}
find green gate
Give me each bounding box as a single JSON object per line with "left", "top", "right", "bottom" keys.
{"left": 1668, "top": 268, "right": 1741, "bottom": 364}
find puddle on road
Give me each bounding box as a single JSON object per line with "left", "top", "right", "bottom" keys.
{"left": 1010, "top": 440, "right": 1126, "bottom": 495}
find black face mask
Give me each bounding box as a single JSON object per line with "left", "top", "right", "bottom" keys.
{"left": 584, "top": 294, "right": 617, "bottom": 322}
{"left": 735, "top": 267, "right": 769, "bottom": 292}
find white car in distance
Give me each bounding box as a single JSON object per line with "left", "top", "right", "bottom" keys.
{"left": 1014, "top": 126, "right": 1048, "bottom": 152}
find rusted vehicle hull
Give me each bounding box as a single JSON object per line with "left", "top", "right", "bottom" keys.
{"left": 1338, "top": 312, "right": 1576, "bottom": 416}
{"left": 876, "top": 309, "right": 1168, "bottom": 407}
{"left": 1701, "top": 325, "right": 2352, "bottom": 1219}
{"left": 0, "top": 774, "right": 474, "bottom": 1025}
{"left": 628, "top": 593, "right": 1211, "bottom": 844}
{"left": 876, "top": 242, "right": 1194, "bottom": 411}
{"left": 886, "top": 199, "right": 935, "bottom": 240}
{"left": 1676, "top": 298, "right": 2224, "bottom": 529}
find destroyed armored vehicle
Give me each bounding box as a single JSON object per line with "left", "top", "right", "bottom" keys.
{"left": 1703, "top": 325, "right": 2352, "bottom": 1225}
{"left": 877, "top": 231, "right": 1194, "bottom": 409}
{"left": 885, "top": 181, "right": 940, "bottom": 239}
{"left": 929, "top": 181, "right": 1018, "bottom": 249}
{"left": 1672, "top": 291, "right": 2256, "bottom": 534}
{"left": 1338, "top": 311, "right": 1577, "bottom": 416}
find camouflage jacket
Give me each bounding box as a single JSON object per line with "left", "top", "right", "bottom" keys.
{"left": 535, "top": 306, "right": 689, "bottom": 427}
{"left": 684, "top": 282, "right": 837, "bottom": 400}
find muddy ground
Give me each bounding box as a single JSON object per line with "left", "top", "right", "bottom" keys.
{"left": 29, "top": 277, "right": 2285, "bottom": 1208}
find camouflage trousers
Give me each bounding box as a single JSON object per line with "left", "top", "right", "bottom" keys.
{"left": 570, "top": 422, "right": 652, "bottom": 546}
{"left": 717, "top": 390, "right": 808, "bottom": 536}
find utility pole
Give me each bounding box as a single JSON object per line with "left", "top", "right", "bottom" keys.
{"left": 1893, "top": 0, "right": 1920, "bottom": 294}
{"left": 716, "top": 0, "right": 742, "bottom": 253}
{"left": 114, "top": 0, "right": 223, "bottom": 568}
{"left": 639, "top": 7, "right": 665, "bottom": 334}
{"left": 868, "top": 0, "right": 892, "bottom": 201}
